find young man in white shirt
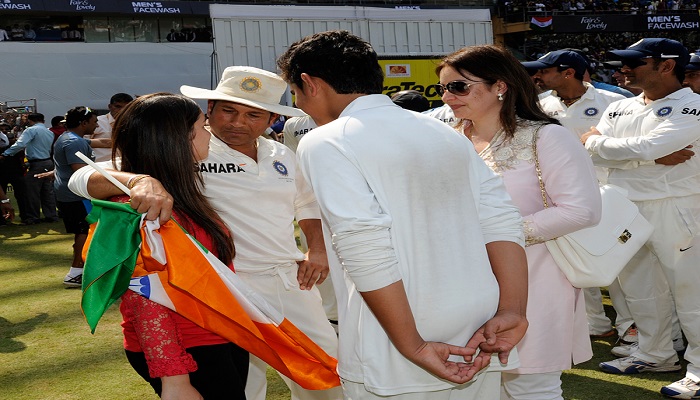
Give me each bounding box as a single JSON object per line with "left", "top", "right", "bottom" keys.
{"left": 581, "top": 38, "right": 700, "bottom": 399}
{"left": 277, "top": 30, "right": 529, "bottom": 399}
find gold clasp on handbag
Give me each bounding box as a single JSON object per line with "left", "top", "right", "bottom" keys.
{"left": 618, "top": 230, "right": 632, "bottom": 244}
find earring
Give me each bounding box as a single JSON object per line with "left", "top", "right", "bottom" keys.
{"left": 497, "top": 93, "right": 504, "bottom": 101}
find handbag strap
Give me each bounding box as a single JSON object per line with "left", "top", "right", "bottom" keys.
{"left": 532, "top": 125, "right": 548, "bottom": 209}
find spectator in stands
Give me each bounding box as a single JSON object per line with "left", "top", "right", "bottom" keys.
{"left": 23, "top": 24, "right": 36, "bottom": 41}
{"left": 61, "top": 25, "right": 82, "bottom": 41}
{"left": 0, "top": 26, "right": 9, "bottom": 41}
{"left": 181, "top": 28, "right": 196, "bottom": 42}
{"left": 10, "top": 24, "right": 23, "bottom": 41}
{"left": 166, "top": 29, "right": 183, "bottom": 42}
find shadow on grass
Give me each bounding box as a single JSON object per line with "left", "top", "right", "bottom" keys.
{"left": 563, "top": 371, "right": 671, "bottom": 400}
{"left": 0, "top": 280, "right": 81, "bottom": 303}
{"left": 0, "top": 313, "right": 49, "bottom": 353}
{"left": 0, "top": 220, "right": 67, "bottom": 241}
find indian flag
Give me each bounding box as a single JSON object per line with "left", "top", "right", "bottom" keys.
{"left": 80, "top": 199, "right": 340, "bottom": 390}
{"left": 530, "top": 16, "right": 553, "bottom": 30}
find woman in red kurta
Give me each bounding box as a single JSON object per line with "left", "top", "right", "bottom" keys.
{"left": 111, "top": 93, "right": 247, "bottom": 400}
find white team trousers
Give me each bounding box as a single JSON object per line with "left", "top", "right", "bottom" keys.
{"left": 501, "top": 371, "right": 563, "bottom": 400}
{"left": 341, "top": 372, "right": 500, "bottom": 400}
{"left": 584, "top": 282, "right": 634, "bottom": 336}
{"left": 619, "top": 194, "right": 700, "bottom": 379}
{"left": 238, "top": 263, "right": 343, "bottom": 400}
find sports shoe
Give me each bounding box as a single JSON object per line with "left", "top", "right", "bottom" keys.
{"left": 612, "top": 342, "right": 639, "bottom": 357}
{"left": 63, "top": 274, "right": 82, "bottom": 288}
{"left": 621, "top": 325, "right": 638, "bottom": 344}
{"left": 661, "top": 378, "right": 700, "bottom": 399}
{"left": 600, "top": 355, "right": 681, "bottom": 374}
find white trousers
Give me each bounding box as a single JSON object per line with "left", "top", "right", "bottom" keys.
{"left": 341, "top": 372, "right": 501, "bottom": 400}
{"left": 584, "top": 282, "right": 634, "bottom": 336}
{"left": 585, "top": 282, "right": 683, "bottom": 340}
{"left": 239, "top": 264, "right": 343, "bottom": 400}
{"left": 618, "top": 195, "right": 700, "bottom": 379}
{"left": 501, "top": 372, "right": 562, "bottom": 400}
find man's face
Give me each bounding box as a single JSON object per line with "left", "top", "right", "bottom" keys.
{"left": 612, "top": 69, "right": 626, "bottom": 86}
{"left": 683, "top": 70, "right": 700, "bottom": 94}
{"left": 82, "top": 115, "right": 98, "bottom": 136}
{"left": 289, "top": 82, "right": 332, "bottom": 125}
{"left": 619, "top": 58, "right": 662, "bottom": 89}
{"left": 108, "top": 101, "right": 129, "bottom": 118}
{"left": 289, "top": 83, "right": 315, "bottom": 120}
{"left": 533, "top": 66, "right": 567, "bottom": 92}
{"left": 206, "top": 100, "right": 276, "bottom": 150}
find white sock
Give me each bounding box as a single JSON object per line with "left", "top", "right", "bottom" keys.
{"left": 68, "top": 267, "right": 84, "bottom": 276}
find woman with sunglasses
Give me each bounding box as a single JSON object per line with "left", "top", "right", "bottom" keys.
{"left": 436, "top": 45, "right": 602, "bottom": 400}
{"left": 100, "top": 93, "right": 248, "bottom": 399}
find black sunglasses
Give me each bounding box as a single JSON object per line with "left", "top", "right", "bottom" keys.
{"left": 436, "top": 80, "right": 487, "bottom": 96}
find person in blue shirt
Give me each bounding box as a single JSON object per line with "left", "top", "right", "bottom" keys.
{"left": 53, "top": 106, "right": 97, "bottom": 288}
{"left": 0, "top": 113, "right": 57, "bottom": 224}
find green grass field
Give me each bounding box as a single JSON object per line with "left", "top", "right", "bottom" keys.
{"left": 0, "top": 190, "right": 685, "bottom": 399}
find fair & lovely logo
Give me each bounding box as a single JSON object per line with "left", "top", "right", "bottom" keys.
{"left": 70, "top": 0, "right": 96, "bottom": 11}
{"left": 580, "top": 16, "right": 608, "bottom": 30}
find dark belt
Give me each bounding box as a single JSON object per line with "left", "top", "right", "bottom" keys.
{"left": 28, "top": 158, "right": 52, "bottom": 163}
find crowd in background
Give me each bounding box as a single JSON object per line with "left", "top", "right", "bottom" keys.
{"left": 499, "top": 0, "right": 700, "bottom": 14}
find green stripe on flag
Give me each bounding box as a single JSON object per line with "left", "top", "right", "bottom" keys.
{"left": 81, "top": 199, "right": 143, "bottom": 333}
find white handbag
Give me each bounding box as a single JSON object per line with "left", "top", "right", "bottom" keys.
{"left": 533, "top": 134, "right": 654, "bottom": 289}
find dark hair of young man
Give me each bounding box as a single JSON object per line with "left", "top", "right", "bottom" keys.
{"left": 27, "top": 113, "right": 45, "bottom": 123}
{"left": 51, "top": 115, "right": 64, "bottom": 127}
{"left": 111, "top": 92, "right": 234, "bottom": 263}
{"left": 436, "top": 45, "right": 560, "bottom": 138}
{"left": 277, "top": 30, "right": 384, "bottom": 95}
{"left": 110, "top": 93, "right": 134, "bottom": 105}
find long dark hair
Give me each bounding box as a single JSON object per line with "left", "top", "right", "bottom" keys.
{"left": 436, "top": 45, "right": 559, "bottom": 137}
{"left": 112, "top": 93, "right": 234, "bottom": 263}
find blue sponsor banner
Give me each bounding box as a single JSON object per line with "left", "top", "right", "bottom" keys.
{"left": 553, "top": 13, "right": 700, "bottom": 33}
{"left": 42, "top": 0, "right": 206, "bottom": 15}
{"left": 553, "top": 15, "right": 634, "bottom": 32}
{"left": 643, "top": 14, "right": 700, "bottom": 30}
{"left": 0, "top": 0, "right": 45, "bottom": 12}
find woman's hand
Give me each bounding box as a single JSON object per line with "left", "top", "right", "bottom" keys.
{"left": 129, "top": 176, "right": 174, "bottom": 224}
{"left": 161, "top": 375, "right": 203, "bottom": 400}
